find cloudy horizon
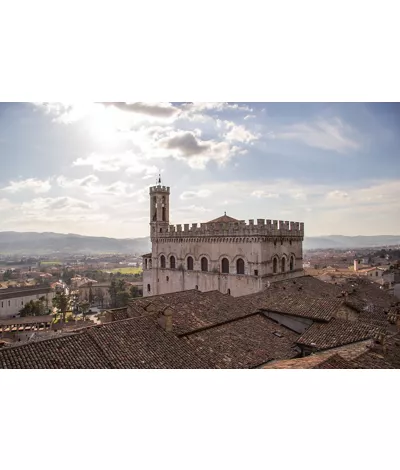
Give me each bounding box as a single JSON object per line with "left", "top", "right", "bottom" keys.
{"left": 0, "top": 102, "right": 399, "bottom": 239}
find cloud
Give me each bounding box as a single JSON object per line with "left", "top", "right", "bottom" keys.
{"left": 172, "top": 205, "right": 212, "bottom": 215}
{"left": 56, "top": 175, "right": 100, "bottom": 189}
{"left": 180, "top": 189, "right": 212, "bottom": 200}
{"left": 73, "top": 152, "right": 158, "bottom": 177}
{"left": 272, "top": 117, "right": 360, "bottom": 153}
{"left": 103, "top": 102, "right": 180, "bottom": 118}
{"left": 22, "top": 196, "right": 93, "bottom": 213}
{"left": 181, "top": 102, "right": 253, "bottom": 114}
{"left": 1, "top": 178, "right": 51, "bottom": 194}
{"left": 327, "top": 190, "right": 350, "bottom": 200}
{"left": 291, "top": 192, "right": 307, "bottom": 200}
{"left": 162, "top": 131, "right": 210, "bottom": 156}
{"left": 251, "top": 190, "right": 280, "bottom": 198}
{"left": 0, "top": 198, "right": 14, "bottom": 212}
{"left": 156, "top": 130, "right": 241, "bottom": 169}
{"left": 224, "top": 122, "right": 259, "bottom": 143}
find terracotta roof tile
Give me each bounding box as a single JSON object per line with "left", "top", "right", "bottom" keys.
{"left": 263, "top": 340, "right": 374, "bottom": 369}
{"left": 0, "top": 316, "right": 212, "bottom": 369}
{"left": 184, "top": 314, "right": 300, "bottom": 368}
{"left": 297, "top": 318, "right": 379, "bottom": 350}
{"left": 207, "top": 214, "right": 240, "bottom": 223}
{"left": 313, "top": 354, "right": 355, "bottom": 369}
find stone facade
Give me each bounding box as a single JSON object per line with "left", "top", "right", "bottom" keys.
{"left": 0, "top": 287, "right": 55, "bottom": 319}
{"left": 142, "top": 183, "right": 305, "bottom": 297}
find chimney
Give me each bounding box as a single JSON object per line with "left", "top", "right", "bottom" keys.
{"left": 158, "top": 306, "right": 173, "bottom": 332}
{"left": 354, "top": 259, "right": 359, "bottom": 272}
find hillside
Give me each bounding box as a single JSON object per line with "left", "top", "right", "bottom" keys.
{"left": 0, "top": 231, "right": 399, "bottom": 255}
{"left": 303, "top": 235, "right": 400, "bottom": 250}
{"left": 0, "top": 232, "right": 151, "bottom": 255}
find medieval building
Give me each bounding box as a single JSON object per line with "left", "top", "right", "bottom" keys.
{"left": 142, "top": 181, "right": 305, "bottom": 297}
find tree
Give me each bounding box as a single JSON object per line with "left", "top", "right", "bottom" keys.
{"left": 20, "top": 300, "right": 43, "bottom": 317}
{"left": 129, "top": 285, "right": 140, "bottom": 298}
{"left": 95, "top": 287, "right": 105, "bottom": 308}
{"left": 52, "top": 292, "right": 70, "bottom": 323}
{"left": 116, "top": 291, "right": 130, "bottom": 308}
{"left": 3, "top": 269, "right": 13, "bottom": 281}
{"left": 88, "top": 285, "right": 94, "bottom": 304}
{"left": 79, "top": 300, "right": 90, "bottom": 321}
{"left": 108, "top": 280, "right": 118, "bottom": 308}
{"left": 109, "top": 279, "right": 130, "bottom": 308}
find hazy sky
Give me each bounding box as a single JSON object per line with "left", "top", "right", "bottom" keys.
{"left": 0, "top": 102, "right": 399, "bottom": 238}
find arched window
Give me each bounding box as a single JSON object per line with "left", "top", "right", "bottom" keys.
{"left": 227, "top": 288, "right": 231, "bottom": 295}
{"left": 187, "top": 256, "right": 194, "bottom": 271}
{"left": 147, "top": 284, "right": 151, "bottom": 293}
{"left": 170, "top": 256, "right": 176, "bottom": 269}
{"left": 221, "top": 258, "right": 229, "bottom": 274}
{"left": 152, "top": 197, "right": 157, "bottom": 221}
{"left": 273, "top": 257, "right": 278, "bottom": 274}
{"left": 201, "top": 257, "right": 208, "bottom": 272}
{"left": 149, "top": 259, "right": 152, "bottom": 269}
{"left": 281, "top": 257, "right": 286, "bottom": 273}
{"left": 162, "top": 197, "right": 166, "bottom": 221}
{"left": 236, "top": 258, "right": 245, "bottom": 275}
{"left": 145, "top": 259, "right": 148, "bottom": 270}
{"left": 290, "top": 256, "right": 294, "bottom": 271}
{"left": 195, "top": 285, "right": 198, "bottom": 290}
{"left": 160, "top": 255, "right": 166, "bottom": 269}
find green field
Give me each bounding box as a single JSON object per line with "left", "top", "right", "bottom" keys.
{"left": 102, "top": 267, "right": 142, "bottom": 274}
{"left": 40, "top": 261, "right": 62, "bottom": 265}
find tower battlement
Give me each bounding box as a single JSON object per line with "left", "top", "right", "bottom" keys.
{"left": 154, "top": 219, "right": 304, "bottom": 238}
{"left": 150, "top": 185, "right": 170, "bottom": 194}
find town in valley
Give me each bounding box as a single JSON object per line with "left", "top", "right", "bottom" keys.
{"left": 1, "top": 102, "right": 399, "bottom": 369}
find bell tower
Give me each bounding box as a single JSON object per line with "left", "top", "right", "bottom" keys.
{"left": 149, "top": 175, "right": 170, "bottom": 239}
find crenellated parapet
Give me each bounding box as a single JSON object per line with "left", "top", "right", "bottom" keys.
{"left": 154, "top": 219, "right": 304, "bottom": 239}
{"left": 150, "top": 185, "right": 170, "bottom": 194}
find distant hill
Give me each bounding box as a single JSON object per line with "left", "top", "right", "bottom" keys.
{"left": 303, "top": 235, "right": 400, "bottom": 250}
{"left": 0, "top": 231, "right": 399, "bottom": 255}
{"left": 0, "top": 232, "right": 151, "bottom": 255}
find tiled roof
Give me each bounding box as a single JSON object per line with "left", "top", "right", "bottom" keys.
{"left": 263, "top": 340, "right": 374, "bottom": 369}
{"left": 297, "top": 318, "right": 379, "bottom": 351}
{"left": 0, "top": 316, "right": 211, "bottom": 369}
{"left": 207, "top": 214, "right": 240, "bottom": 223}
{"left": 0, "top": 333, "right": 110, "bottom": 369}
{"left": 130, "top": 290, "right": 252, "bottom": 335}
{"left": 349, "top": 351, "right": 394, "bottom": 369}
{"left": 313, "top": 354, "right": 355, "bottom": 369}
{"left": 242, "top": 289, "right": 341, "bottom": 321}
{"left": 127, "top": 282, "right": 368, "bottom": 336}
{"left": 0, "top": 315, "right": 53, "bottom": 326}
{"left": 184, "top": 314, "right": 300, "bottom": 369}
{"left": 0, "top": 287, "right": 52, "bottom": 300}
{"left": 105, "top": 307, "right": 129, "bottom": 322}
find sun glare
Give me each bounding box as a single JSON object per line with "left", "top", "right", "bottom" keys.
{"left": 86, "top": 105, "right": 121, "bottom": 145}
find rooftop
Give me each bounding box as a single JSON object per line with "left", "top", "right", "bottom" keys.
{"left": 184, "top": 314, "right": 299, "bottom": 368}
{"left": 0, "top": 315, "right": 211, "bottom": 369}
{"left": 0, "top": 315, "right": 53, "bottom": 327}
{"left": 0, "top": 286, "right": 53, "bottom": 300}
{"left": 297, "top": 318, "right": 379, "bottom": 351}
{"left": 207, "top": 214, "right": 240, "bottom": 224}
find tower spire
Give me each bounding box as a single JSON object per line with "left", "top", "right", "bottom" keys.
{"left": 158, "top": 172, "right": 161, "bottom": 185}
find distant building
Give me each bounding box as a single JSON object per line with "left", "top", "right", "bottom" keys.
{"left": 0, "top": 286, "right": 55, "bottom": 319}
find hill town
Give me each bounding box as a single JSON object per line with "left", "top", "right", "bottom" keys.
{"left": 1, "top": 180, "right": 400, "bottom": 369}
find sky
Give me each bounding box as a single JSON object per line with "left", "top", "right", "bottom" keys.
{"left": 0, "top": 102, "right": 399, "bottom": 239}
